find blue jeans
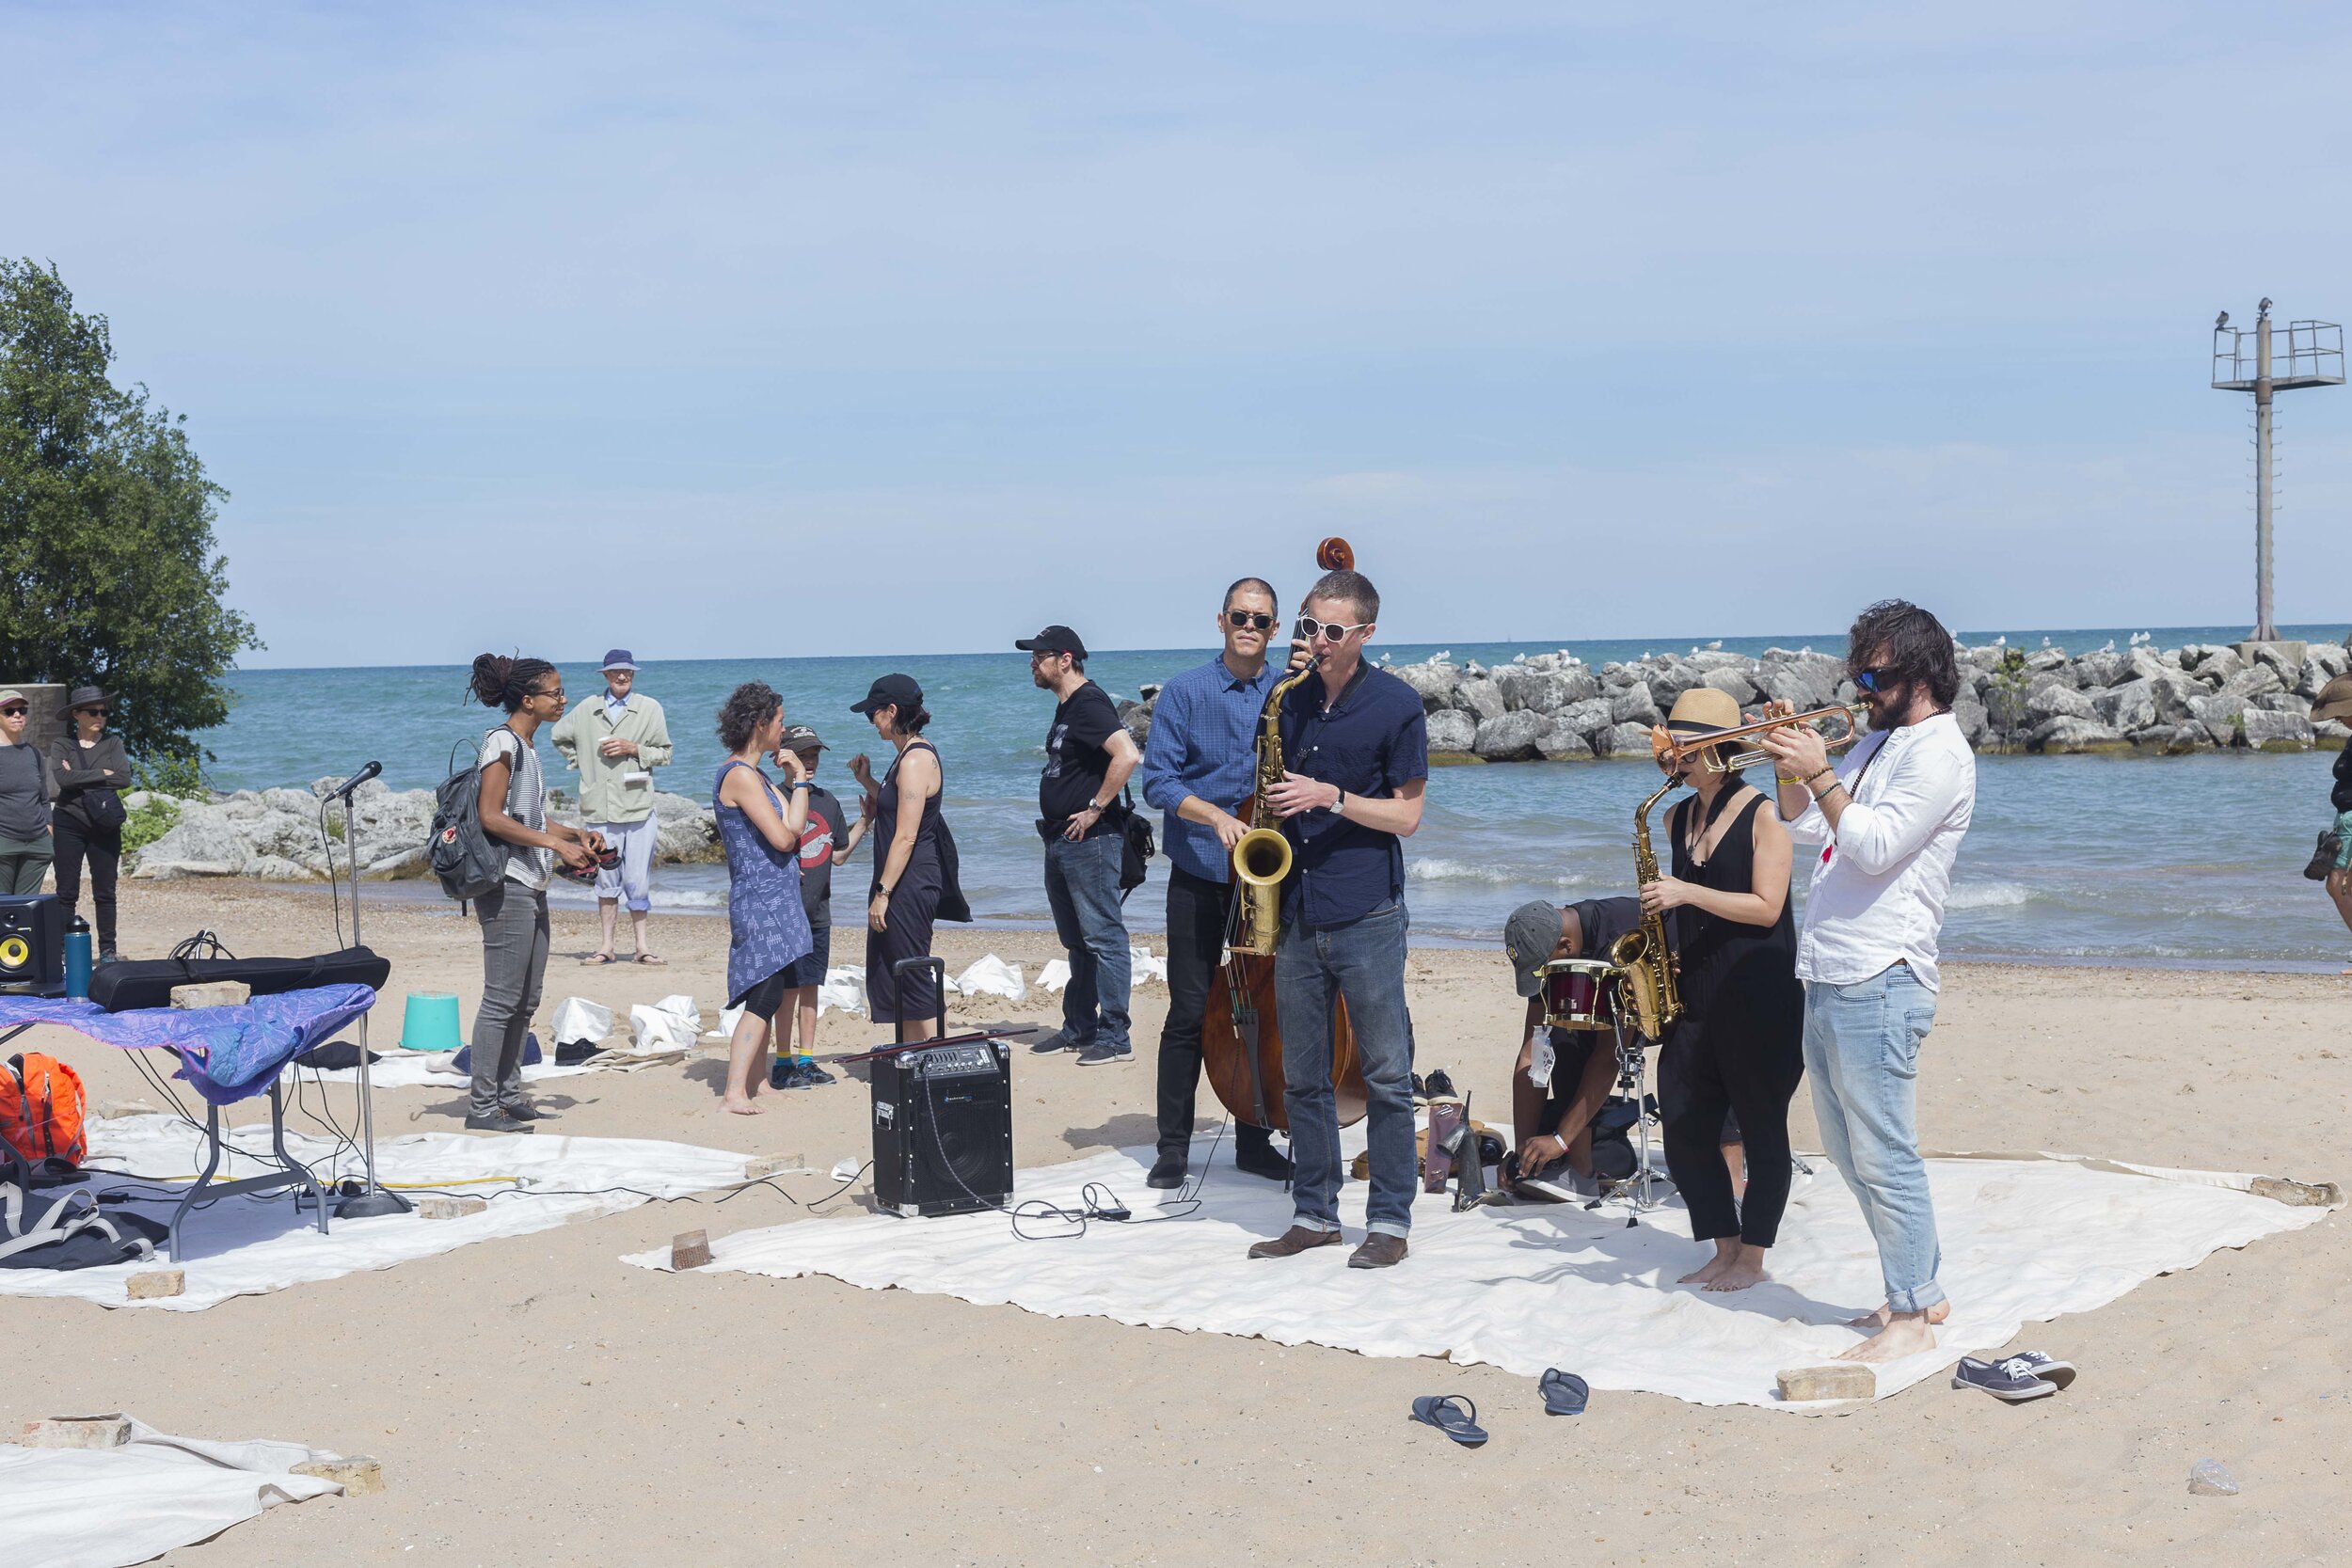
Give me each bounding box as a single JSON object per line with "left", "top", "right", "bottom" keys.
{"left": 1803, "top": 963, "right": 1945, "bottom": 1312}
{"left": 1275, "top": 901, "right": 1418, "bottom": 1238}
{"left": 1043, "top": 832, "right": 1132, "bottom": 1050}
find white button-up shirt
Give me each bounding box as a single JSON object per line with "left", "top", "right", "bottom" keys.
{"left": 1781, "top": 710, "right": 1976, "bottom": 991}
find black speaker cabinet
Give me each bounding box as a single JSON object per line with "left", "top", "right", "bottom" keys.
{"left": 0, "top": 895, "right": 64, "bottom": 997}
{"left": 870, "top": 1038, "right": 1014, "bottom": 1217}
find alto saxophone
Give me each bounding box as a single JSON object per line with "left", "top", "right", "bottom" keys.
{"left": 1228, "top": 657, "right": 1320, "bottom": 957}
{"left": 1608, "top": 776, "right": 1684, "bottom": 1039}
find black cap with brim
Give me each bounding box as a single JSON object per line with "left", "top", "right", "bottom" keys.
{"left": 1503, "top": 900, "right": 1562, "bottom": 998}
{"left": 782, "top": 724, "right": 825, "bottom": 752}
{"left": 1015, "top": 625, "right": 1088, "bottom": 660}
{"left": 851, "top": 673, "right": 923, "bottom": 716}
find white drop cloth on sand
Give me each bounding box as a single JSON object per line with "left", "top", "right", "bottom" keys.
{"left": 306, "top": 1043, "right": 689, "bottom": 1089}
{"left": 1, "top": 1116, "right": 749, "bottom": 1310}
{"left": 0, "top": 1417, "right": 343, "bottom": 1568}
{"left": 627, "top": 1132, "right": 2330, "bottom": 1409}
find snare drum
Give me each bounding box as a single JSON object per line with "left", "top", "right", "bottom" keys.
{"left": 1538, "top": 958, "right": 1619, "bottom": 1032}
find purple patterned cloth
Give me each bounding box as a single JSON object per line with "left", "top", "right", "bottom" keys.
{"left": 0, "top": 984, "right": 377, "bottom": 1105}
{"left": 714, "top": 760, "right": 812, "bottom": 1006}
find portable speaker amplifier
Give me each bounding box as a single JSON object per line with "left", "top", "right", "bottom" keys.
{"left": 870, "top": 1039, "right": 1014, "bottom": 1217}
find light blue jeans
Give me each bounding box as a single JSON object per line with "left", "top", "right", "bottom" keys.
{"left": 1275, "top": 901, "right": 1418, "bottom": 1238}
{"left": 1802, "top": 963, "right": 1945, "bottom": 1312}
{"left": 1042, "top": 832, "right": 1132, "bottom": 1051}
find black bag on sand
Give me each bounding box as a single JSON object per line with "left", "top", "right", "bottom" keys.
{"left": 0, "top": 1138, "right": 165, "bottom": 1270}
{"left": 88, "top": 945, "right": 392, "bottom": 1015}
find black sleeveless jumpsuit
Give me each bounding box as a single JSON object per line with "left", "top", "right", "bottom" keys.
{"left": 1660, "top": 789, "right": 1806, "bottom": 1247}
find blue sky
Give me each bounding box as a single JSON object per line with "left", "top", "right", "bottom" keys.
{"left": 8, "top": 2, "right": 2351, "bottom": 667}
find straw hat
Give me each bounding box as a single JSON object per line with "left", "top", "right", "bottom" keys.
{"left": 2315, "top": 673, "right": 2352, "bottom": 726}
{"left": 1664, "top": 686, "right": 1743, "bottom": 739}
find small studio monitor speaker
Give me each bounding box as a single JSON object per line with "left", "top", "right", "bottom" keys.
{"left": 0, "top": 895, "right": 64, "bottom": 996}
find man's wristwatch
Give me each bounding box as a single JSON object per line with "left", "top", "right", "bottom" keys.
{"left": 1331, "top": 787, "right": 1346, "bottom": 814}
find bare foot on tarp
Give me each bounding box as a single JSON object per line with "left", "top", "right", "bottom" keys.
{"left": 1678, "top": 1256, "right": 1727, "bottom": 1286}
{"left": 1835, "top": 1310, "right": 1938, "bottom": 1364}
{"left": 1706, "top": 1256, "right": 1770, "bottom": 1291}
{"left": 722, "top": 1098, "right": 763, "bottom": 1116}
{"left": 1849, "top": 1298, "right": 1951, "bottom": 1330}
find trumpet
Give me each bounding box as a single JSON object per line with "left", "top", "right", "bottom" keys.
{"left": 1648, "top": 702, "right": 1867, "bottom": 774}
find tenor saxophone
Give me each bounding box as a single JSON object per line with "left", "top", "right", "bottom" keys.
{"left": 1608, "top": 776, "right": 1684, "bottom": 1039}
{"left": 1227, "top": 657, "right": 1319, "bottom": 957}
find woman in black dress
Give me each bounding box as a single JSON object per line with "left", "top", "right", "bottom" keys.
{"left": 1640, "top": 687, "right": 1804, "bottom": 1292}
{"left": 848, "top": 673, "right": 945, "bottom": 1041}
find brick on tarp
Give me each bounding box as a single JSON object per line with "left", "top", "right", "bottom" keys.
{"left": 294, "top": 1455, "right": 385, "bottom": 1495}
{"left": 170, "top": 981, "right": 252, "bottom": 1009}
{"left": 416, "top": 1196, "right": 487, "bottom": 1220}
{"left": 125, "top": 1269, "right": 184, "bottom": 1300}
{"left": 671, "top": 1229, "right": 712, "bottom": 1270}
{"left": 743, "top": 1154, "right": 807, "bottom": 1180}
{"left": 1776, "top": 1365, "right": 1876, "bottom": 1402}
{"left": 20, "top": 1416, "right": 132, "bottom": 1449}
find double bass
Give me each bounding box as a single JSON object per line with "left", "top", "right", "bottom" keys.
{"left": 1200, "top": 537, "right": 1370, "bottom": 1131}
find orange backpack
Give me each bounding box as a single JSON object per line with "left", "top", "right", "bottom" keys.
{"left": 0, "top": 1053, "right": 87, "bottom": 1167}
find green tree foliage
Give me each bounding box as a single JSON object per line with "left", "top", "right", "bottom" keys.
{"left": 0, "top": 259, "right": 259, "bottom": 768}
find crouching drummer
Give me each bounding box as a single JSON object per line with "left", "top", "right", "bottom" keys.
{"left": 1500, "top": 898, "right": 1636, "bottom": 1195}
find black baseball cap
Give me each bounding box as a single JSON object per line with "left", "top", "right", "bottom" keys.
{"left": 851, "top": 673, "right": 924, "bottom": 716}
{"left": 1014, "top": 626, "right": 1088, "bottom": 660}
{"left": 782, "top": 724, "right": 825, "bottom": 752}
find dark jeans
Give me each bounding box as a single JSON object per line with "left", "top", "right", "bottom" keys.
{"left": 1155, "top": 866, "right": 1273, "bottom": 1158}
{"left": 1275, "top": 900, "right": 1418, "bottom": 1237}
{"left": 1042, "top": 832, "right": 1131, "bottom": 1050}
{"left": 54, "top": 816, "right": 120, "bottom": 951}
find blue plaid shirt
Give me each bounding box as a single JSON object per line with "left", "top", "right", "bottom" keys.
{"left": 1138, "top": 654, "right": 1276, "bottom": 884}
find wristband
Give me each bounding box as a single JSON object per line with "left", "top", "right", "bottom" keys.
{"left": 1775, "top": 772, "right": 1802, "bottom": 786}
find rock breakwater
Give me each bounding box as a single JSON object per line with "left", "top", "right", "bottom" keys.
{"left": 1117, "top": 636, "right": 2352, "bottom": 761}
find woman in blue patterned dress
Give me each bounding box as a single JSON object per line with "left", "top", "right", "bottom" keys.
{"left": 714, "top": 682, "right": 814, "bottom": 1114}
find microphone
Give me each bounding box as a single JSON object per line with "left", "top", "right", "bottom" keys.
{"left": 326, "top": 760, "right": 383, "bottom": 802}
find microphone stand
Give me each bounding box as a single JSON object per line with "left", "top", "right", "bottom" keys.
{"left": 329, "top": 765, "right": 409, "bottom": 1218}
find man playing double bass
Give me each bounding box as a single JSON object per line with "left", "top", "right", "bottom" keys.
{"left": 1136, "top": 577, "right": 1296, "bottom": 1190}
{"left": 1247, "top": 564, "right": 1428, "bottom": 1270}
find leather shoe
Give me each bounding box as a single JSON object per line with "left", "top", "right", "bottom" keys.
{"left": 1146, "top": 1151, "right": 1187, "bottom": 1190}
{"left": 1233, "top": 1141, "right": 1293, "bottom": 1183}
{"left": 1248, "top": 1225, "right": 1343, "bottom": 1260}
{"left": 499, "top": 1101, "right": 550, "bottom": 1122}
{"left": 464, "top": 1112, "right": 534, "bottom": 1134}
{"left": 1348, "top": 1234, "right": 1408, "bottom": 1270}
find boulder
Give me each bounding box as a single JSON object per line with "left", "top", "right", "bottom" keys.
{"left": 2190, "top": 645, "right": 2245, "bottom": 686}
{"left": 1609, "top": 684, "right": 1661, "bottom": 726}
{"left": 1951, "top": 687, "right": 1990, "bottom": 747}
{"left": 1644, "top": 659, "right": 1707, "bottom": 704}
{"left": 2300, "top": 647, "right": 2349, "bottom": 697}
{"left": 2030, "top": 716, "right": 2127, "bottom": 754}
{"left": 1550, "top": 666, "right": 1600, "bottom": 706}
{"left": 2241, "top": 708, "right": 2314, "bottom": 752}
{"left": 1537, "top": 721, "right": 1595, "bottom": 761}
{"left": 2254, "top": 692, "right": 2312, "bottom": 718}
{"left": 2024, "top": 680, "right": 2097, "bottom": 725}
{"left": 2317, "top": 719, "right": 2351, "bottom": 747}
{"left": 2186, "top": 694, "right": 2246, "bottom": 748}
{"left": 1455, "top": 676, "right": 1506, "bottom": 722}
{"left": 1114, "top": 697, "right": 1152, "bottom": 748}
{"left": 2074, "top": 650, "right": 2125, "bottom": 688}
{"left": 2024, "top": 648, "right": 2070, "bottom": 674}
{"left": 2126, "top": 646, "right": 2169, "bottom": 685}
{"left": 1556, "top": 697, "right": 1616, "bottom": 741}
{"left": 1392, "top": 659, "right": 1460, "bottom": 711}
{"left": 1473, "top": 710, "right": 1549, "bottom": 761}
{"left": 1492, "top": 664, "right": 1551, "bottom": 712}
{"left": 2091, "top": 678, "right": 2156, "bottom": 733}
{"left": 1699, "top": 668, "right": 1757, "bottom": 706}
{"left": 2149, "top": 723, "right": 2217, "bottom": 753}
{"left": 1597, "top": 721, "right": 1660, "bottom": 759}
{"left": 2149, "top": 670, "right": 2205, "bottom": 725}
{"left": 129, "top": 801, "right": 250, "bottom": 878}
{"left": 1425, "top": 708, "right": 1478, "bottom": 754}
{"left": 1755, "top": 661, "right": 1836, "bottom": 711}
{"left": 2220, "top": 664, "right": 2285, "bottom": 702}
{"left": 2249, "top": 642, "right": 2304, "bottom": 682}
{"left": 246, "top": 854, "right": 319, "bottom": 881}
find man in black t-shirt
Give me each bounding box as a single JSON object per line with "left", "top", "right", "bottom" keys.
{"left": 1018, "top": 625, "right": 1142, "bottom": 1065}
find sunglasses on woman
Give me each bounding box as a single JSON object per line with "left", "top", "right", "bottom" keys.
{"left": 1225, "top": 610, "right": 1276, "bottom": 632}
{"left": 1296, "top": 615, "right": 1371, "bottom": 643}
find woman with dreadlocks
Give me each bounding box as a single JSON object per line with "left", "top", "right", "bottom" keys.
{"left": 464, "top": 654, "right": 606, "bottom": 1133}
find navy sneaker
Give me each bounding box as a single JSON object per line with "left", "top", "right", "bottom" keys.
{"left": 1951, "top": 1356, "right": 2056, "bottom": 1402}
{"left": 1074, "top": 1041, "right": 1133, "bottom": 1066}
{"left": 793, "top": 1060, "right": 837, "bottom": 1086}
{"left": 1029, "top": 1029, "right": 1089, "bottom": 1054}
{"left": 2006, "top": 1351, "right": 2077, "bottom": 1391}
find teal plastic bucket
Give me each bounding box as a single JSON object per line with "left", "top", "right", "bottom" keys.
{"left": 400, "top": 991, "right": 465, "bottom": 1052}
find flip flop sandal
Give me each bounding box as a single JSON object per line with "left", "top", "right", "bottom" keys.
{"left": 1408, "top": 1395, "right": 1487, "bottom": 1448}
{"left": 634, "top": 954, "right": 667, "bottom": 966}
{"left": 581, "top": 953, "right": 615, "bottom": 966}
{"left": 1539, "top": 1369, "right": 1590, "bottom": 1417}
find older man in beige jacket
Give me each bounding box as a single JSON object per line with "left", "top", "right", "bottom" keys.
{"left": 552, "top": 649, "right": 675, "bottom": 963}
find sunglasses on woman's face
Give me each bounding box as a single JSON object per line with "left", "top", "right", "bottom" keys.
{"left": 1225, "top": 610, "right": 1275, "bottom": 632}
{"left": 1296, "top": 616, "right": 1370, "bottom": 644}
{"left": 0, "top": 707, "right": 24, "bottom": 719}
{"left": 76, "top": 707, "right": 106, "bottom": 718}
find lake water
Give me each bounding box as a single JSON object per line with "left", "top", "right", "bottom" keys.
{"left": 201, "top": 624, "right": 2352, "bottom": 970}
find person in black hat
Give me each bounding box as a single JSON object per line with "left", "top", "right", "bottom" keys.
{"left": 848, "top": 673, "right": 946, "bottom": 1040}
{"left": 1016, "top": 626, "right": 1141, "bottom": 1066}
{"left": 47, "top": 686, "right": 132, "bottom": 961}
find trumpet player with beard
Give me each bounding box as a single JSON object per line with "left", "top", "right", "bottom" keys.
{"left": 1759, "top": 599, "right": 1976, "bottom": 1365}
{"left": 1136, "top": 578, "right": 1297, "bottom": 1191}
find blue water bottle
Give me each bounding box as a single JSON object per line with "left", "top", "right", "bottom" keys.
{"left": 64, "top": 916, "right": 92, "bottom": 1001}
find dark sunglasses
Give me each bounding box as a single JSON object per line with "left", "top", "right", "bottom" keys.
{"left": 0, "top": 706, "right": 24, "bottom": 717}
{"left": 75, "top": 706, "right": 108, "bottom": 718}
{"left": 1225, "top": 610, "right": 1276, "bottom": 632}
{"left": 1851, "top": 666, "right": 1902, "bottom": 694}
{"left": 1296, "top": 615, "right": 1370, "bottom": 643}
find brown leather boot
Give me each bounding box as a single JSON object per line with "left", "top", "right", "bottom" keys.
{"left": 1247, "top": 1225, "right": 1344, "bottom": 1259}
{"left": 1348, "top": 1233, "right": 1408, "bottom": 1269}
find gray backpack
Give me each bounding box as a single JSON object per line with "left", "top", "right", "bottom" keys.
{"left": 428, "top": 727, "right": 517, "bottom": 902}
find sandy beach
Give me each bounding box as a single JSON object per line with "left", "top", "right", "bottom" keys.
{"left": 13, "top": 880, "right": 2350, "bottom": 1566}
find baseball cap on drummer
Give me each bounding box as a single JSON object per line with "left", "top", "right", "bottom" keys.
{"left": 851, "top": 673, "right": 923, "bottom": 716}
{"left": 1503, "top": 900, "right": 1564, "bottom": 998}
{"left": 1014, "top": 626, "right": 1088, "bottom": 661}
